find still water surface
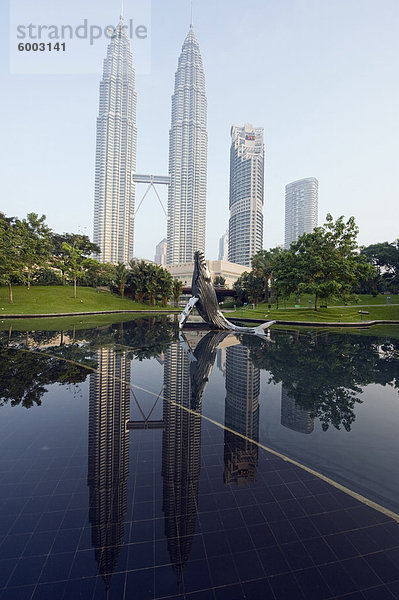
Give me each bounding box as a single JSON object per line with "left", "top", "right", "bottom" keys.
{"left": 0, "top": 317, "right": 398, "bottom": 599}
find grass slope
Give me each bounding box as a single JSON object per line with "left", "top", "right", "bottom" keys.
{"left": 0, "top": 286, "right": 177, "bottom": 315}
{"left": 225, "top": 302, "right": 399, "bottom": 324}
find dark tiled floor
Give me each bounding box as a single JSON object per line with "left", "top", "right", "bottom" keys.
{"left": 0, "top": 377, "right": 399, "bottom": 599}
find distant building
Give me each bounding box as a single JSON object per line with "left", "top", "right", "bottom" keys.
{"left": 165, "top": 259, "right": 247, "bottom": 289}
{"left": 228, "top": 124, "right": 264, "bottom": 267}
{"left": 218, "top": 230, "right": 229, "bottom": 261}
{"left": 285, "top": 177, "right": 318, "bottom": 249}
{"left": 154, "top": 238, "right": 167, "bottom": 266}
{"left": 93, "top": 13, "right": 137, "bottom": 264}
{"left": 167, "top": 23, "right": 207, "bottom": 264}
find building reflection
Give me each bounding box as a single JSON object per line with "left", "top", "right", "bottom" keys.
{"left": 224, "top": 345, "right": 260, "bottom": 486}
{"left": 280, "top": 386, "right": 314, "bottom": 434}
{"left": 162, "top": 338, "right": 203, "bottom": 581}
{"left": 88, "top": 348, "right": 130, "bottom": 589}
{"left": 87, "top": 331, "right": 239, "bottom": 589}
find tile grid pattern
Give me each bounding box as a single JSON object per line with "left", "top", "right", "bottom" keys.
{"left": 0, "top": 416, "right": 398, "bottom": 599}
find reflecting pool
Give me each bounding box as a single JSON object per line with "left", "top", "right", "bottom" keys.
{"left": 0, "top": 317, "right": 398, "bottom": 599}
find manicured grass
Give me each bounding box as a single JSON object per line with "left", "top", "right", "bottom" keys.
{"left": 0, "top": 286, "right": 178, "bottom": 315}
{"left": 252, "top": 293, "right": 399, "bottom": 309}
{"left": 0, "top": 312, "right": 155, "bottom": 332}
{"left": 225, "top": 302, "right": 399, "bottom": 323}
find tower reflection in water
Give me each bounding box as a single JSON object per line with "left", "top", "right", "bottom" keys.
{"left": 224, "top": 344, "right": 260, "bottom": 486}
{"left": 281, "top": 386, "right": 315, "bottom": 434}
{"left": 88, "top": 348, "right": 130, "bottom": 590}
{"left": 87, "top": 333, "right": 263, "bottom": 591}
{"left": 162, "top": 341, "right": 202, "bottom": 581}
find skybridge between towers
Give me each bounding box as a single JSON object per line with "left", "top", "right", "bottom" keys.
{"left": 133, "top": 173, "right": 170, "bottom": 219}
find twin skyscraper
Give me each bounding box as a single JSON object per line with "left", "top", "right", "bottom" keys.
{"left": 93, "top": 9, "right": 317, "bottom": 270}
{"left": 93, "top": 10, "right": 266, "bottom": 269}
{"left": 93, "top": 12, "right": 209, "bottom": 267}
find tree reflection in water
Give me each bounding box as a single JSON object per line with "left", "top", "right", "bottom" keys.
{"left": 243, "top": 331, "right": 399, "bottom": 431}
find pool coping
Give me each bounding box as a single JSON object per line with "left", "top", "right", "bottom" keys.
{"left": 228, "top": 317, "right": 399, "bottom": 328}
{"left": 0, "top": 309, "right": 181, "bottom": 319}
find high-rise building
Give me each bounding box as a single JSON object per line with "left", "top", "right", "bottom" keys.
{"left": 154, "top": 238, "right": 167, "bottom": 266}
{"left": 284, "top": 177, "right": 318, "bottom": 249}
{"left": 228, "top": 124, "right": 264, "bottom": 267}
{"left": 224, "top": 345, "right": 260, "bottom": 486}
{"left": 166, "top": 23, "right": 207, "bottom": 265}
{"left": 218, "top": 230, "right": 228, "bottom": 261}
{"left": 93, "top": 12, "right": 137, "bottom": 264}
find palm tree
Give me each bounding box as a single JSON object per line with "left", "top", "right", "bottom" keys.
{"left": 115, "top": 262, "right": 128, "bottom": 298}
{"left": 172, "top": 279, "right": 183, "bottom": 307}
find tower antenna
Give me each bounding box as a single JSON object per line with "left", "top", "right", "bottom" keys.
{"left": 190, "top": 0, "right": 193, "bottom": 28}
{"left": 120, "top": 0, "right": 124, "bottom": 21}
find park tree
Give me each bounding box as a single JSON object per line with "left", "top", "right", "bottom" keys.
{"left": 0, "top": 213, "right": 23, "bottom": 303}
{"left": 81, "top": 260, "right": 116, "bottom": 288}
{"left": 213, "top": 275, "right": 226, "bottom": 287}
{"left": 251, "top": 247, "right": 282, "bottom": 303}
{"left": 51, "top": 233, "right": 100, "bottom": 284}
{"left": 127, "top": 260, "right": 147, "bottom": 304}
{"left": 361, "top": 240, "right": 399, "bottom": 293}
{"left": 115, "top": 262, "right": 129, "bottom": 297}
{"left": 19, "top": 213, "right": 52, "bottom": 289}
{"left": 281, "top": 215, "right": 375, "bottom": 310}
{"left": 62, "top": 241, "right": 86, "bottom": 298}
{"left": 156, "top": 267, "right": 173, "bottom": 307}
{"left": 234, "top": 271, "right": 263, "bottom": 306}
{"left": 172, "top": 279, "right": 183, "bottom": 307}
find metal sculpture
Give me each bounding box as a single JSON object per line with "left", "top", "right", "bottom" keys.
{"left": 179, "top": 251, "right": 275, "bottom": 335}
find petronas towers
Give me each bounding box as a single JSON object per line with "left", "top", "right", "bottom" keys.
{"left": 166, "top": 23, "right": 207, "bottom": 264}
{"left": 94, "top": 15, "right": 137, "bottom": 264}
{"left": 94, "top": 14, "right": 207, "bottom": 264}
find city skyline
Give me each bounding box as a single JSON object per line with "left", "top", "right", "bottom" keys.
{"left": 2, "top": 0, "right": 398, "bottom": 259}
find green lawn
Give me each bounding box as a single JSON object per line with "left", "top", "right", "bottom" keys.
{"left": 225, "top": 302, "right": 399, "bottom": 323}
{"left": 240, "top": 293, "right": 399, "bottom": 309}
{"left": 0, "top": 286, "right": 178, "bottom": 315}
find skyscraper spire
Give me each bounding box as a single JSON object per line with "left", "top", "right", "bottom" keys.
{"left": 190, "top": 0, "right": 193, "bottom": 28}
{"left": 166, "top": 23, "right": 207, "bottom": 265}
{"left": 93, "top": 8, "right": 137, "bottom": 264}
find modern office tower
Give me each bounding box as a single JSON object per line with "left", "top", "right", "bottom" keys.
{"left": 228, "top": 123, "right": 264, "bottom": 267}
{"left": 224, "top": 345, "right": 260, "bottom": 486}
{"left": 154, "top": 238, "right": 167, "bottom": 266}
{"left": 162, "top": 341, "right": 202, "bottom": 581}
{"left": 93, "top": 12, "right": 137, "bottom": 264}
{"left": 166, "top": 23, "right": 207, "bottom": 264}
{"left": 88, "top": 348, "right": 131, "bottom": 589}
{"left": 284, "top": 177, "right": 318, "bottom": 249}
{"left": 218, "top": 230, "right": 229, "bottom": 261}
{"left": 281, "top": 387, "right": 314, "bottom": 434}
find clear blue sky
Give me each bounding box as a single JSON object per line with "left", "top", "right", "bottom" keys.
{"left": 1, "top": 0, "right": 398, "bottom": 260}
